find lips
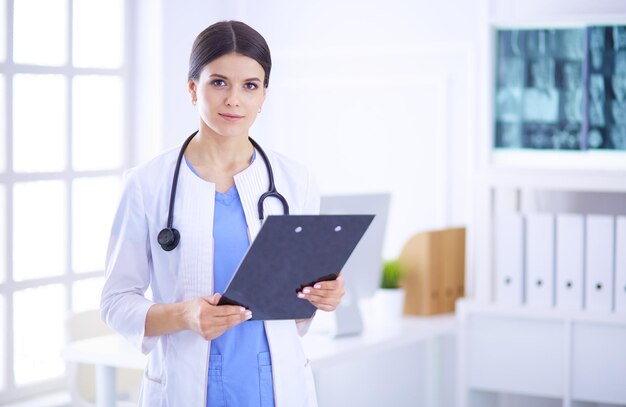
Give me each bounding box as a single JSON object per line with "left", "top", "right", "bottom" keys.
{"left": 219, "top": 113, "right": 244, "bottom": 121}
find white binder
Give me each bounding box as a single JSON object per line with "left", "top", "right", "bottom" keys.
{"left": 615, "top": 216, "right": 626, "bottom": 313}
{"left": 556, "top": 214, "right": 585, "bottom": 311}
{"left": 585, "top": 215, "right": 615, "bottom": 312}
{"left": 495, "top": 213, "right": 525, "bottom": 306}
{"left": 525, "top": 213, "right": 555, "bottom": 308}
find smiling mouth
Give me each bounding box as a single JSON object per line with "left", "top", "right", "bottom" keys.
{"left": 219, "top": 113, "right": 244, "bottom": 120}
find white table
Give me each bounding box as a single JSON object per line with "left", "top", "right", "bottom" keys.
{"left": 61, "top": 334, "right": 147, "bottom": 407}
{"left": 305, "top": 314, "right": 457, "bottom": 407}
{"left": 304, "top": 314, "right": 455, "bottom": 369}
{"left": 62, "top": 315, "right": 456, "bottom": 407}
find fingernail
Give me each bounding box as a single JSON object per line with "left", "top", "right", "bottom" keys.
{"left": 314, "top": 284, "right": 321, "bottom": 289}
{"left": 297, "top": 292, "right": 306, "bottom": 299}
{"left": 245, "top": 311, "right": 252, "bottom": 319}
{"left": 240, "top": 307, "right": 246, "bottom": 313}
{"left": 303, "top": 288, "right": 311, "bottom": 294}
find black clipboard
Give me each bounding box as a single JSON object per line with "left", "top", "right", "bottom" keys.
{"left": 217, "top": 215, "right": 374, "bottom": 320}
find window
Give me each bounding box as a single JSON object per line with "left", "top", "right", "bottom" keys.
{"left": 0, "top": 0, "right": 130, "bottom": 402}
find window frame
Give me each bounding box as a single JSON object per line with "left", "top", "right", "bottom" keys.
{"left": 0, "top": 0, "right": 134, "bottom": 402}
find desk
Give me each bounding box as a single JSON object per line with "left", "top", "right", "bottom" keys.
{"left": 305, "top": 315, "right": 457, "bottom": 407}
{"left": 62, "top": 315, "right": 456, "bottom": 407}
{"left": 304, "top": 314, "right": 455, "bottom": 369}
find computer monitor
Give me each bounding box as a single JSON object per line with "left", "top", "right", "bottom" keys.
{"left": 316, "top": 192, "right": 391, "bottom": 337}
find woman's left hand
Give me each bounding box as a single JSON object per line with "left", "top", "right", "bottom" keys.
{"left": 297, "top": 275, "right": 345, "bottom": 312}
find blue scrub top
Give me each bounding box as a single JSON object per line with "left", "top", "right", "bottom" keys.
{"left": 185, "top": 157, "right": 275, "bottom": 407}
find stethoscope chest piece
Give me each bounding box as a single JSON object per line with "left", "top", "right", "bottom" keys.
{"left": 158, "top": 227, "right": 180, "bottom": 251}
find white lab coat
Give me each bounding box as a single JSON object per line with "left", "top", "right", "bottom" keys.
{"left": 101, "top": 144, "right": 320, "bottom": 407}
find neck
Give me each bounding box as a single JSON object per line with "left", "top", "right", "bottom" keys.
{"left": 188, "top": 128, "right": 254, "bottom": 170}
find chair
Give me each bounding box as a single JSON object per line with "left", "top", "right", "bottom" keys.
{"left": 64, "top": 309, "right": 143, "bottom": 407}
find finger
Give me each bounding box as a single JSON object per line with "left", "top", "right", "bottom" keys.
{"left": 307, "top": 300, "right": 338, "bottom": 312}
{"left": 302, "top": 293, "right": 341, "bottom": 307}
{"left": 204, "top": 309, "right": 251, "bottom": 333}
{"left": 310, "top": 277, "right": 344, "bottom": 291}
{"left": 222, "top": 310, "right": 252, "bottom": 327}
{"left": 212, "top": 304, "right": 248, "bottom": 316}
{"left": 299, "top": 285, "right": 342, "bottom": 296}
{"left": 202, "top": 298, "right": 247, "bottom": 317}
{"left": 205, "top": 293, "right": 221, "bottom": 305}
{"left": 210, "top": 314, "right": 243, "bottom": 330}
{"left": 207, "top": 294, "right": 251, "bottom": 315}
{"left": 299, "top": 289, "right": 341, "bottom": 304}
{"left": 299, "top": 287, "right": 344, "bottom": 300}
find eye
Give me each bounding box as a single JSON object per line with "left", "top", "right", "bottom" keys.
{"left": 244, "top": 82, "right": 259, "bottom": 90}
{"left": 211, "top": 79, "right": 226, "bottom": 87}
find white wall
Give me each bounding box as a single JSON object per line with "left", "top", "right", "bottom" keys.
{"left": 132, "top": 0, "right": 239, "bottom": 163}
{"left": 134, "top": 0, "right": 481, "bottom": 269}
{"left": 134, "top": 1, "right": 626, "bottom": 301}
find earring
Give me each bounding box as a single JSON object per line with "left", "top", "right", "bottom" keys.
{"left": 192, "top": 100, "right": 197, "bottom": 106}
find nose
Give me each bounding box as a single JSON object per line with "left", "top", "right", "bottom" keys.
{"left": 225, "top": 88, "right": 240, "bottom": 107}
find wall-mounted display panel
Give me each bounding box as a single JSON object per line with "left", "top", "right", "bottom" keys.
{"left": 492, "top": 24, "right": 626, "bottom": 171}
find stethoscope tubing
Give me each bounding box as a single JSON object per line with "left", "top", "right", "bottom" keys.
{"left": 165, "top": 132, "right": 197, "bottom": 230}
{"left": 159, "top": 130, "right": 289, "bottom": 251}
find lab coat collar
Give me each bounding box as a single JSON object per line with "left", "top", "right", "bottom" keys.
{"left": 234, "top": 148, "right": 285, "bottom": 239}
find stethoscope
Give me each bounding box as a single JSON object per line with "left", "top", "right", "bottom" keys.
{"left": 157, "top": 130, "right": 289, "bottom": 251}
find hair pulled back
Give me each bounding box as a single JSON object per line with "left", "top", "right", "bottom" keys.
{"left": 188, "top": 21, "right": 272, "bottom": 88}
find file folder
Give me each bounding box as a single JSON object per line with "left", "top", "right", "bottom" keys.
{"left": 399, "top": 227, "right": 465, "bottom": 315}
{"left": 556, "top": 214, "right": 585, "bottom": 311}
{"left": 525, "top": 213, "right": 555, "bottom": 308}
{"left": 218, "top": 215, "right": 374, "bottom": 320}
{"left": 615, "top": 216, "right": 626, "bottom": 313}
{"left": 585, "top": 215, "right": 615, "bottom": 312}
{"left": 495, "top": 213, "right": 525, "bottom": 306}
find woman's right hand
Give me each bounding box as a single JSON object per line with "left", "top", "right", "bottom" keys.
{"left": 184, "top": 293, "right": 252, "bottom": 341}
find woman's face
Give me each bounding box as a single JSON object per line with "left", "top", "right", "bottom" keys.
{"left": 189, "top": 53, "right": 266, "bottom": 139}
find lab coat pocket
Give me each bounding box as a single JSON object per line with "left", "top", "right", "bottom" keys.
{"left": 139, "top": 374, "right": 164, "bottom": 407}
{"left": 258, "top": 351, "right": 275, "bottom": 407}
{"left": 208, "top": 355, "right": 225, "bottom": 407}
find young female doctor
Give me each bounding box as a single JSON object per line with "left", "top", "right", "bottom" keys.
{"left": 101, "top": 21, "right": 345, "bottom": 407}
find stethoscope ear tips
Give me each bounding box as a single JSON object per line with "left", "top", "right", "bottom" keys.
{"left": 158, "top": 228, "right": 180, "bottom": 251}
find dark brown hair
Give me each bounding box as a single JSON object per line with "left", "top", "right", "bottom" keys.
{"left": 188, "top": 21, "right": 272, "bottom": 87}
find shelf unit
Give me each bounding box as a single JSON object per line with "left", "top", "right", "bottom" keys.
{"left": 457, "top": 300, "right": 626, "bottom": 407}
{"left": 462, "top": 168, "right": 626, "bottom": 407}
{"left": 477, "top": 169, "right": 626, "bottom": 193}
{"left": 461, "top": 3, "right": 626, "bottom": 407}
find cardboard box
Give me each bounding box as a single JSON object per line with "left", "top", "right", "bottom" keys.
{"left": 398, "top": 227, "right": 466, "bottom": 315}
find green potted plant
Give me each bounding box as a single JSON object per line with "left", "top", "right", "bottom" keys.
{"left": 373, "top": 260, "right": 406, "bottom": 323}
{"left": 381, "top": 259, "right": 404, "bottom": 289}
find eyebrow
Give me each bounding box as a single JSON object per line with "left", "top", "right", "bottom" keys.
{"left": 209, "top": 73, "right": 262, "bottom": 82}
